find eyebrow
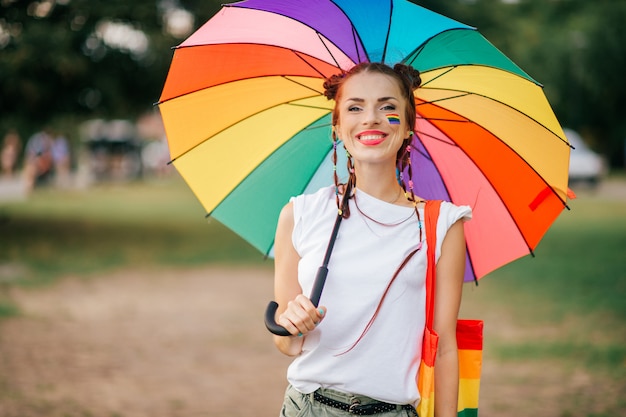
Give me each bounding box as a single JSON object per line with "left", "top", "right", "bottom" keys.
{"left": 345, "top": 96, "right": 398, "bottom": 102}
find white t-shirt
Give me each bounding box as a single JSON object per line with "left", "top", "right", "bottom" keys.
{"left": 287, "top": 185, "right": 472, "bottom": 405}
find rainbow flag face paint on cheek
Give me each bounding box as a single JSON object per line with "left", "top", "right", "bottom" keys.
{"left": 386, "top": 113, "right": 401, "bottom": 125}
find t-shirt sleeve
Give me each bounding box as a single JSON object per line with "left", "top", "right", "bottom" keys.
{"left": 435, "top": 202, "right": 472, "bottom": 262}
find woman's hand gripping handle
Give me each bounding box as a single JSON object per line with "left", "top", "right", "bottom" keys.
{"left": 264, "top": 266, "right": 328, "bottom": 336}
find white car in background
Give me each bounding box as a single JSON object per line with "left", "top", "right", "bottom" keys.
{"left": 564, "top": 128, "right": 607, "bottom": 186}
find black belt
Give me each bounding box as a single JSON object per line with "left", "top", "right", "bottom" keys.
{"left": 313, "top": 391, "right": 417, "bottom": 416}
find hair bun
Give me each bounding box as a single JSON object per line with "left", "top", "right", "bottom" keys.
{"left": 323, "top": 73, "right": 345, "bottom": 100}
{"left": 393, "top": 63, "right": 421, "bottom": 90}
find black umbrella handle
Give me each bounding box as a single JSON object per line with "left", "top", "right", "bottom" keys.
{"left": 264, "top": 266, "right": 328, "bottom": 336}
{"left": 265, "top": 180, "right": 352, "bottom": 336}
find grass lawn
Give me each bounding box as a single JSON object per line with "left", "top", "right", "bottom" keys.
{"left": 0, "top": 176, "right": 268, "bottom": 289}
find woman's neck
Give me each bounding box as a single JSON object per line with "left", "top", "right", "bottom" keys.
{"left": 353, "top": 164, "right": 403, "bottom": 204}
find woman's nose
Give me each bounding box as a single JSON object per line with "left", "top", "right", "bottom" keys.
{"left": 363, "top": 108, "right": 381, "bottom": 125}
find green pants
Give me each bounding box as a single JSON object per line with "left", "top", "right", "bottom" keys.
{"left": 280, "top": 384, "right": 417, "bottom": 417}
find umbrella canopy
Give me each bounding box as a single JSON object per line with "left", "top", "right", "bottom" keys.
{"left": 158, "top": 0, "right": 571, "bottom": 282}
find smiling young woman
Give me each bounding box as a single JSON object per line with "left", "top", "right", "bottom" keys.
{"left": 271, "top": 62, "right": 471, "bottom": 417}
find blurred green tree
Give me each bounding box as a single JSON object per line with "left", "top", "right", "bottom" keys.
{"left": 1, "top": 0, "right": 624, "bottom": 167}
{"left": 0, "top": 0, "right": 225, "bottom": 138}
{"left": 576, "top": 1, "right": 626, "bottom": 167}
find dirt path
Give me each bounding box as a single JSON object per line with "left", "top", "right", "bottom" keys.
{"left": 0, "top": 267, "right": 290, "bottom": 417}
{"left": 0, "top": 266, "right": 622, "bottom": 417}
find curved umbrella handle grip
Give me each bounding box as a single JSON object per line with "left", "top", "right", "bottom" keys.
{"left": 264, "top": 301, "right": 292, "bottom": 336}
{"left": 264, "top": 267, "right": 328, "bottom": 336}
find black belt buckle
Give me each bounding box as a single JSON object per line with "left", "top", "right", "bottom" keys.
{"left": 349, "top": 398, "right": 391, "bottom": 415}
{"left": 348, "top": 398, "right": 362, "bottom": 414}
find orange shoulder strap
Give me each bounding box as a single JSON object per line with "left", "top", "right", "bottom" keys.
{"left": 424, "top": 200, "right": 442, "bottom": 330}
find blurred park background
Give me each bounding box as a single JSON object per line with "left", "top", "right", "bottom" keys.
{"left": 1, "top": 0, "right": 625, "bottom": 416}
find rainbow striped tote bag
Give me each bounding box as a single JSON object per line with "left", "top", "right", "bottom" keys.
{"left": 417, "top": 200, "right": 483, "bottom": 417}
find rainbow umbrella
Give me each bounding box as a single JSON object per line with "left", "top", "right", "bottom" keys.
{"left": 158, "top": 0, "right": 571, "bottom": 283}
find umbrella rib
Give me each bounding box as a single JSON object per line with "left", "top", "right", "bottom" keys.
{"left": 413, "top": 127, "right": 462, "bottom": 147}
{"left": 403, "top": 28, "right": 477, "bottom": 68}
{"left": 288, "top": 102, "right": 333, "bottom": 112}
{"left": 404, "top": 44, "right": 425, "bottom": 67}
{"left": 416, "top": 92, "right": 471, "bottom": 107}
{"left": 315, "top": 32, "right": 342, "bottom": 70}
{"left": 352, "top": 26, "right": 363, "bottom": 63}
{"left": 416, "top": 116, "right": 467, "bottom": 123}
{"left": 380, "top": 0, "right": 394, "bottom": 64}
{"left": 282, "top": 75, "right": 324, "bottom": 95}
{"left": 421, "top": 66, "right": 457, "bottom": 87}
{"left": 290, "top": 50, "right": 335, "bottom": 79}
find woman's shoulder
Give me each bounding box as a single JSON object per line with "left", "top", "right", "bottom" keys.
{"left": 438, "top": 200, "right": 472, "bottom": 226}
{"left": 292, "top": 184, "right": 335, "bottom": 205}
{"left": 291, "top": 185, "right": 336, "bottom": 217}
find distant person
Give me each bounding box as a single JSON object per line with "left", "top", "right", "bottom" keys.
{"left": 141, "top": 136, "right": 172, "bottom": 178}
{"left": 52, "top": 131, "right": 71, "bottom": 187}
{"left": 23, "top": 128, "right": 54, "bottom": 191}
{"left": 1, "top": 129, "right": 22, "bottom": 178}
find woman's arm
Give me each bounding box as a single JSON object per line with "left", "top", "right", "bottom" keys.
{"left": 272, "top": 202, "right": 325, "bottom": 356}
{"left": 433, "top": 219, "right": 466, "bottom": 417}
